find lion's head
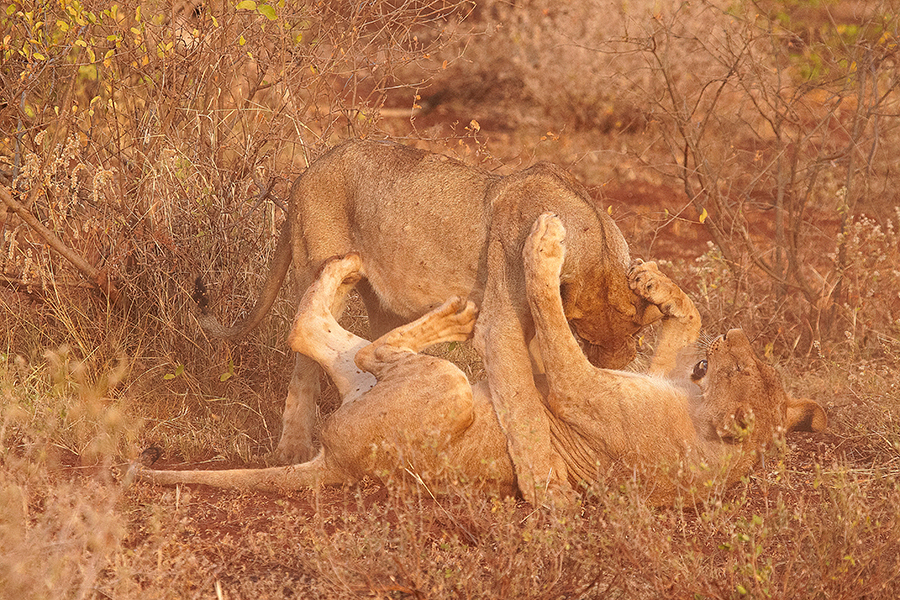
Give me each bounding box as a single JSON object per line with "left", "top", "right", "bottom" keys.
{"left": 557, "top": 216, "right": 664, "bottom": 370}
{"left": 690, "top": 329, "right": 826, "bottom": 450}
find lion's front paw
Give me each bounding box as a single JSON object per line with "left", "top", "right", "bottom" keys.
{"left": 524, "top": 212, "right": 567, "bottom": 279}
{"left": 629, "top": 260, "right": 682, "bottom": 315}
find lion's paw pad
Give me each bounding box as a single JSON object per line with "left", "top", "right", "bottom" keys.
{"left": 629, "top": 261, "right": 677, "bottom": 305}
{"left": 525, "top": 213, "right": 567, "bottom": 267}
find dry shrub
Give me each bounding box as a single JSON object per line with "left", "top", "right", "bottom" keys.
{"left": 0, "top": 349, "right": 132, "bottom": 599}
{"left": 1, "top": 0, "right": 475, "bottom": 457}
{"left": 612, "top": 0, "right": 900, "bottom": 354}
{"left": 454, "top": 0, "right": 900, "bottom": 357}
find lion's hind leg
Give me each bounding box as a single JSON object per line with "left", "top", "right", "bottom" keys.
{"left": 287, "top": 253, "right": 363, "bottom": 356}
{"left": 323, "top": 297, "right": 479, "bottom": 484}
{"left": 287, "top": 254, "right": 376, "bottom": 402}
{"left": 354, "top": 297, "right": 477, "bottom": 378}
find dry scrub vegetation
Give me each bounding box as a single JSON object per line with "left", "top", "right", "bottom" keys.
{"left": 2, "top": 0, "right": 900, "bottom": 597}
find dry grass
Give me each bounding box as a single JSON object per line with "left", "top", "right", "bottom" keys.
{"left": 3, "top": 0, "right": 900, "bottom": 597}
{"left": 2, "top": 345, "right": 899, "bottom": 598}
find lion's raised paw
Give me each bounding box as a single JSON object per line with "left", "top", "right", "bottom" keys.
{"left": 524, "top": 212, "right": 567, "bottom": 277}
{"left": 628, "top": 260, "right": 680, "bottom": 311}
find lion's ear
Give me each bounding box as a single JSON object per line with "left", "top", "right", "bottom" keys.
{"left": 786, "top": 397, "right": 827, "bottom": 432}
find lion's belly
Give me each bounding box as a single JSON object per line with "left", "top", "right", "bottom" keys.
{"left": 359, "top": 224, "right": 487, "bottom": 319}
{"left": 349, "top": 175, "right": 492, "bottom": 319}
{"left": 296, "top": 139, "right": 493, "bottom": 319}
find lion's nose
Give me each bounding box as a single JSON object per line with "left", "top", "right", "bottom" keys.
{"left": 723, "top": 329, "right": 746, "bottom": 344}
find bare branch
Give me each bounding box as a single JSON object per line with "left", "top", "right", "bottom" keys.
{"left": 0, "top": 186, "right": 121, "bottom": 305}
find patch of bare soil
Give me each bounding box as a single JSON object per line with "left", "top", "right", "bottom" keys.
{"left": 603, "top": 180, "right": 711, "bottom": 262}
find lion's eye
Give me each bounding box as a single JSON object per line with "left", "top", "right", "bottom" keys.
{"left": 692, "top": 359, "right": 708, "bottom": 381}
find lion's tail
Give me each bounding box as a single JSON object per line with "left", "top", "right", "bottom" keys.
{"left": 127, "top": 450, "right": 344, "bottom": 492}
{"left": 194, "top": 217, "right": 293, "bottom": 339}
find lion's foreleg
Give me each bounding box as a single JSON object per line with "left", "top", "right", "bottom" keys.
{"left": 522, "top": 214, "right": 598, "bottom": 399}
{"left": 628, "top": 261, "right": 701, "bottom": 377}
{"left": 477, "top": 234, "right": 571, "bottom": 507}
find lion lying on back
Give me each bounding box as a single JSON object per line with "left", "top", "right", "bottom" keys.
{"left": 135, "top": 214, "right": 826, "bottom": 506}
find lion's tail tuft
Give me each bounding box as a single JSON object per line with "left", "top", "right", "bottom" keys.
{"left": 193, "top": 275, "right": 210, "bottom": 314}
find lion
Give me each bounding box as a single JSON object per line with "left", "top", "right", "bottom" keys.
{"left": 197, "top": 139, "right": 664, "bottom": 503}
{"left": 134, "top": 214, "right": 826, "bottom": 506}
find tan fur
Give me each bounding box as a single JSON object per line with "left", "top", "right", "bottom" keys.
{"left": 136, "top": 215, "right": 826, "bottom": 506}
{"left": 197, "top": 140, "right": 662, "bottom": 503}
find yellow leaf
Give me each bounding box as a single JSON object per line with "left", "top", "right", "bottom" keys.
{"left": 238, "top": 34, "right": 246, "bottom": 45}
{"left": 33, "top": 52, "right": 46, "bottom": 60}
{"left": 258, "top": 3, "right": 276, "bottom": 20}
{"left": 607, "top": 205, "right": 613, "bottom": 215}
{"left": 236, "top": 0, "right": 256, "bottom": 9}
{"left": 699, "top": 207, "right": 708, "bottom": 224}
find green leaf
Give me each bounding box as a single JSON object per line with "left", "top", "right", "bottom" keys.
{"left": 236, "top": 0, "right": 256, "bottom": 10}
